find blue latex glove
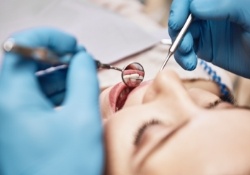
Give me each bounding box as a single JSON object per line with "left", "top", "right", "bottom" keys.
{"left": 37, "top": 66, "right": 68, "bottom": 106}
{"left": 0, "top": 28, "right": 104, "bottom": 175}
{"left": 168, "top": 0, "right": 250, "bottom": 78}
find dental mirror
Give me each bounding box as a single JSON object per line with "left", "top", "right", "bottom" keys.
{"left": 121, "top": 62, "right": 145, "bottom": 88}
{"left": 96, "top": 60, "right": 145, "bottom": 88}
{"left": 2, "top": 40, "right": 146, "bottom": 88}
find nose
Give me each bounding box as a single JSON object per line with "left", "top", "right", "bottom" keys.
{"left": 142, "top": 70, "right": 198, "bottom": 118}
{"left": 143, "top": 70, "right": 187, "bottom": 101}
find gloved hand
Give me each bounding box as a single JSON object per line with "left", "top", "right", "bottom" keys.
{"left": 37, "top": 65, "right": 68, "bottom": 106}
{"left": 168, "top": 0, "right": 250, "bottom": 78}
{"left": 0, "top": 28, "right": 104, "bottom": 175}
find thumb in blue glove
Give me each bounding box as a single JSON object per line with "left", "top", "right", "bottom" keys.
{"left": 168, "top": 0, "right": 250, "bottom": 78}
{"left": 0, "top": 28, "right": 104, "bottom": 175}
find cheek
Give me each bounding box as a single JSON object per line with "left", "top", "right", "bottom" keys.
{"left": 142, "top": 86, "right": 159, "bottom": 104}
{"left": 137, "top": 158, "right": 171, "bottom": 175}
{"left": 99, "top": 87, "right": 114, "bottom": 120}
{"left": 104, "top": 117, "right": 138, "bottom": 175}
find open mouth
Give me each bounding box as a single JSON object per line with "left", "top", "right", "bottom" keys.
{"left": 109, "top": 82, "right": 134, "bottom": 112}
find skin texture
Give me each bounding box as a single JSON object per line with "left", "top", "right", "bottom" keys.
{"left": 100, "top": 70, "right": 250, "bottom": 175}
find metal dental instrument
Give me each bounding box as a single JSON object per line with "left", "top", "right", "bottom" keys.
{"left": 96, "top": 60, "right": 145, "bottom": 88}
{"left": 160, "top": 14, "right": 193, "bottom": 71}
{"left": 95, "top": 60, "right": 122, "bottom": 72}
{"left": 3, "top": 38, "right": 65, "bottom": 65}
{"left": 2, "top": 39, "right": 145, "bottom": 88}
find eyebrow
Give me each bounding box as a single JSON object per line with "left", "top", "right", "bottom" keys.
{"left": 207, "top": 99, "right": 222, "bottom": 109}
{"left": 209, "top": 100, "right": 250, "bottom": 111}
{"left": 235, "top": 105, "right": 250, "bottom": 110}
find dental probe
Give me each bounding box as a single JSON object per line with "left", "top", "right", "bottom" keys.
{"left": 160, "top": 14, "right": 193, "bottom": 71}
{"left": 2, "top": 38, "right": 121, "bottom": 71}
{"left": 95, "top": 60, "right": 122, "bottom": 71}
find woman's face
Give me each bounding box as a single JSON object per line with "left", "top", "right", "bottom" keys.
{"left": 100, "top": 70, "right": 250, "bottom": 175}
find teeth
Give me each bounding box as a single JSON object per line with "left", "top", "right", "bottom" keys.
{"left": 130, "top": 78, "right": 136, "bottom": 82}
{"left": 130, "top": 73, "right": 140, "bottom": 78}
{"left": 119, "top": 90, "right": 125, "bottom": 98}
{"left": 123, "top": 75, "right": 129, "bottom": 79}
{"left": 119, "top": 93, "right": 123, "bottom": 98}
{"left": 123, "top": 78, "right": 129, "bottom": 83}
{"left": 123, "top": 73, "right": 139, "bottom": 79}
{"left": 123, "top": 73, "right": 144, "bottom": 85}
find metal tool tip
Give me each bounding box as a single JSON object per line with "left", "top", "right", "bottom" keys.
{"left": 160, "top": 52, "right": 172, "bottom": 71}
{"left": 3, "top": 38, "right": 15, "bottom": 52}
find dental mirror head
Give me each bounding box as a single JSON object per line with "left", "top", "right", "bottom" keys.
{"left": 121, "top": 62, "right": 145, "bottom": 88}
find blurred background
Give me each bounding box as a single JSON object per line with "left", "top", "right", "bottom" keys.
{"left": 139, "top": 0, "right": 172, "bottom": 27}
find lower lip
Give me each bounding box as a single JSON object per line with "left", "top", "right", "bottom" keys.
{"left": 108, "top": 80, "right": 152, "bottom": 112}
{"left": 109, "top": 82, "right": 129, "bottom": 112}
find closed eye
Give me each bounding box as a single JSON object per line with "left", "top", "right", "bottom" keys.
{"left": 206, "top": 99, "right": 222, "bottom": 109}
{"left": 134, "top": 119, "right": 161, "bottom": 146}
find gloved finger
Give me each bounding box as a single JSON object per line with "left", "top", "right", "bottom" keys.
{"left": 1, "top": 28, "right": 78, "bottom": 84}
{"left": 49, "top": 92, "right": 66, "bottom": 107}
{"left": 0, "top": 28, "right": 78, "bottom": 105}
{"left": 168, "top": 0, "right": 190, "bottom": 32}
{"left": 190, "top": 0, "right": 250, "bottom": 29}
{"left": 0, "top": 53, "right": 52, "bottom": 108}
{"left": 37, "top": 67, "right": 68, "bottom": 106}
{"left": 174, "top": 48, "right": 197, "bottom": 70}
{"left": 11, "top": 28, "right": 80, "bottom": 73}
{"left": 190, "top": 0, "right": 234, "bottom": 19}
{"left": 63, "top": 51, "right": 99, "bottom": 110}
{"left": 186, "top": 21, "right": 202, "bottom": 53}
{"left": 188, "top": 20, "right": 215, "bottom": 62}
{"left": 188, "top": 21, "right": 201, "bottom": 40}
{"left": 168, "top": 22, "right": 197, "bottom": 71}
{"left": 12, "top": 28, "right": 79, "bottom": 54}
{"left": 36, "top": 45, "right": 87, "bottom": 106}
{"left": 37, "top": 45, "right": 87, "bottom": 106}
{"left": 177, "top": 31, "right": 194, "bottom": 55}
